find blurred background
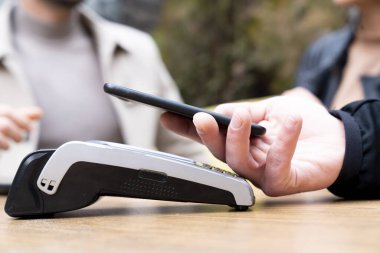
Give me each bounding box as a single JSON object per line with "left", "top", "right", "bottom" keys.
{"left": 2, "top": 0, "right": 347, "bottom": 106}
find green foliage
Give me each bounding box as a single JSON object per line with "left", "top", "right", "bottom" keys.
{"left": 155, "top": 0, "right": 345, "bottom": 106}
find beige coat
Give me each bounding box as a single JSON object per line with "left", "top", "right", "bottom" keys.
{"left": 0, "top": 2, "right": 208, "bottom": 184}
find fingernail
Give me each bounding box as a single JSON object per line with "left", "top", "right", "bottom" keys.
{"left": 231, "top": 113, "right": 243, "bottom": 130}
{"left": 195, "top": 124, "right": 205, "bottom": 135}
{"left": 193, "top": 114, "right": 205, "bottom": 134}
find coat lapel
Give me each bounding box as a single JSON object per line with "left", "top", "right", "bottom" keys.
{"left": 80, "top": 8, "right": 158, "bottom": 148}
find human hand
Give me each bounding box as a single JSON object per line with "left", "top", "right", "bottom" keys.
{"left": 160, "top": 96, "right": 345, "bottom": 196}
{"left": 0, "top": 105, "right": 43, "bottom": 150}
{"left": 282, "top": 87, "right": 322, "bottom": 105}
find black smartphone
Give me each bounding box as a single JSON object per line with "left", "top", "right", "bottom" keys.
{"left": 104, "top": 83, "right": 266, "bottom": 137}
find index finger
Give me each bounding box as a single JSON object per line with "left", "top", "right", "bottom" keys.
{"left": 160, "top": 112, "right": 202, "bottom": 143}
{"left": 214, "top": 98, "right": 274, "bottom": 124}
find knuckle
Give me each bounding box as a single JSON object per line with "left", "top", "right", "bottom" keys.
{"left": 0, "top": 136, "right": 10, "bottom": 150}
{"left": 214, "top": 104, "right": 225, "bottom": 113}
{"left": 214, "top": 104, "right": 231, "bottom": 114}
{"left": 13, "top": 133, "right": 23, "bottom": 142}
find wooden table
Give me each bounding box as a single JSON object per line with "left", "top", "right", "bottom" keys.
{"left": 0, "top": 189, "right": 379, "bottom": 253}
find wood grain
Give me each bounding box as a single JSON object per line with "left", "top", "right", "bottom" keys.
{"left": 1, "top": 189, "right": 380, "bottom": 253}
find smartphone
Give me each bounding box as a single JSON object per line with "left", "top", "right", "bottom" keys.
{"left": 104, "top": 83, "right": 266, "bottom": 137}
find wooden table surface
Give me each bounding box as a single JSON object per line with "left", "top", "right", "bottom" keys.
{"left": 0, "top": 189, "right": 379, "bottom": 253}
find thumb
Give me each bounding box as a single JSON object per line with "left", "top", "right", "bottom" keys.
{"left": 264, "top": 114, "right": 302, "bottom": 194}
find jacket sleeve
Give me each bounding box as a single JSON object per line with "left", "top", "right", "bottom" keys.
{"left": 328, "top": 99, "right": 380, "bottom": 198}
{"left": 294, "top": 39, "right": 325, "bottom": 94}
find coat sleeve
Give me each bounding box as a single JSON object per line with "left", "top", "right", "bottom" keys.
{"left": 328, "top": 99, "right": 380, "bottom": 198}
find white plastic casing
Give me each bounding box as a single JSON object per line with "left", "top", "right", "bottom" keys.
{"left": 37, "top": 141, "right": 254, "bottom": 206}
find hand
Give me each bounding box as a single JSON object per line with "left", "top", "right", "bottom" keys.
{"left": 161, "top": 96, "right": 346, "bottom": 196}
{"left": 0, "top": 105, "right": 43, "bottom": 150}
{"left": 282, "top": 87, "right": 322, "bottom": 105}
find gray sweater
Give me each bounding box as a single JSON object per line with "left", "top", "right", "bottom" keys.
{"left": 12, "top": 5, "right": 123, "bottom": 148}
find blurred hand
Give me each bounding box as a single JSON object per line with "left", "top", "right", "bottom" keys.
{"left": 282, "top": 87, "right": 322, "bottom": 105}
{"left": 0, "top": 105, "right": 43, "bottom": 150}
{"left": 161, "top": 96, "right": 345, "bottom": 196}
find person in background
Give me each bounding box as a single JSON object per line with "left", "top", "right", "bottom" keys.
{"left": 0, "top": 0, "right": 207, "bottom": 189}
{"left": 86, "top": 0, "right": 164, "bottom": 33}
{"left": 161, "top": 0, "right": 380, "bottom": 199}
{"left": 291, "top": 0, "right": 380, "bottom": 109}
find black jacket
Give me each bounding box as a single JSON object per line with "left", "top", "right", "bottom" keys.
{"left": 294, "top": 26, "right": 380, "bottom": 198}
{"left": 330, "top": 100, "right": 380, "bottom": 199}
{"left": 295, "top": 25, "right": 380, "bottom": 107}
